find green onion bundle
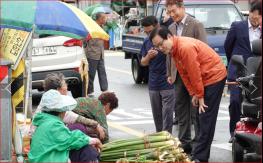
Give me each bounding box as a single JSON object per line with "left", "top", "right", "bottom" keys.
{"left": 100, "top": 131, "right": 191, "bottom": 162}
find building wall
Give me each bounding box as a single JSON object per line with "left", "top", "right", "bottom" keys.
{"left": 62, "top": 0, "right": 110, "bottom": 10}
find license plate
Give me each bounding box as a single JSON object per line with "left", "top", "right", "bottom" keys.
{"left": 32, "top": 46, "right": 57, "bottom": 56}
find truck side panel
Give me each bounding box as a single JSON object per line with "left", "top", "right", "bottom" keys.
{"left": 122, "top": 34, "right": 146, "bottom": 59}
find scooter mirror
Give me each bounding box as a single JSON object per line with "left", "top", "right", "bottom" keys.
{"left": 231, "top": 55, "right": 244, "bottom": 65}
{"left": 230, "top": 55, "right": 247, "bottom": 77}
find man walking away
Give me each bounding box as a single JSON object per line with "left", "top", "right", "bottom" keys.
{"left": 84, "top": 12, "right": 108, "bottom": 96}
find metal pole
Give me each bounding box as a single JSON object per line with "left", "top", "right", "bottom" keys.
{"left": 24, "top": 32, "right": 33, "bottom": 119}
{"left": 0, "top": 59, "right": 13, "bottom": 162}
{"left": 122, "top": 0, "right": 124, "bottom": 16}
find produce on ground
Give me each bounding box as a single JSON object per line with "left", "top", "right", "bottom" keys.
{"left": 101, "top": 131, "right": 191, "bottom": 162}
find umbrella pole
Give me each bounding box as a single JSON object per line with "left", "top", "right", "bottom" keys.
{"left": 23, "top": 31, "right": 33, "bottom": 121}
{"left": 122, "top": 0, "right": 124, "bottom": 16}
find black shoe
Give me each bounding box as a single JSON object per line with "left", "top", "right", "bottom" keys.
{"left": 181, "top": 143, "right": 192, "bottom": 154}
{"left": 173, "top": 118, "right": 178, "bottom": 125}
{"left": 190, "top": 156, "right": 200, "bottom": 162}
{"left": 193, "top": 159, "right": 201, "bottom": 162}
{"left": 228, "top": 137, "right": 234, "bottom": 143}
{"left": 193, "top": 159, "right": 208, "bottom": 162}
{"left": 190, "top": 155, "right": 208, "bottom": 163}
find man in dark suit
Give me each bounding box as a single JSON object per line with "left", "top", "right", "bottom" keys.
{"left": 165, "top": 0, "right": 207, "bottom": 154}
{"left": 224, "top": 1, "right": 261, "bottom": 143}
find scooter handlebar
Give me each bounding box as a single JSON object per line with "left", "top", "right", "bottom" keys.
{"left": 225, "top": 81, "right": 238, "bottom": 85}
{"left": 225, "top": 74, "right": 255, "bottom": 86}
{"left": 236, "top": 74, "right": 255, "bottom": 83}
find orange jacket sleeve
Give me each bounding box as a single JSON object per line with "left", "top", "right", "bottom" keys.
{"left": 180, "top": 45, "right": 204, "bottom": 98}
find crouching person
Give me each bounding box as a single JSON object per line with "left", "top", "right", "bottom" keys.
{"left": 28, "top": 90, "right": 102, "bottom": 162}
{"left": 37, "top": 73, "right": 118, "bottom": 143}
{"left": 74, "top": 91, "right": 119, "bottom": 143}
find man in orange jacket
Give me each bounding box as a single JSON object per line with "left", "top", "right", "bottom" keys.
{"left": 149, "top": 26, "right": 227, "bottom": 162}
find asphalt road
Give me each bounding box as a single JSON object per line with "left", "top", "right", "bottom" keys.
{"left": 32, "top": 50, "right": 233, "bottom": 162}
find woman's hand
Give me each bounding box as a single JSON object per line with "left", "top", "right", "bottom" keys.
{"left": 89, "top": 138, "right": 102, "bottom": 152}
{"left": 96, "top": 124, "right": 105, "bottom": 141}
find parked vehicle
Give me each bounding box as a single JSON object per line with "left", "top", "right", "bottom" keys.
{"left": 230, "top": 39, "right": 262, "bottom": 162}
{"left": 32, "top": 35, "right": 87, "bottom": 98}
{"left": 122, "top": 0, "right": 244, "bottom": 84}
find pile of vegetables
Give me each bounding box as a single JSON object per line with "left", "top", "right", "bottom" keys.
{"left": 101, "top": 131, "right": 191, "bottom": 162}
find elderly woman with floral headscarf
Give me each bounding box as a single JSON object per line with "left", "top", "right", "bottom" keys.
{"left": 28, "top": 90, "right": 102, "bottom": 162}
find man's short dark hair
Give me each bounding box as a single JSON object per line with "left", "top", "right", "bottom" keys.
{"left": 149, "top": 26, "right": 172, "bottom": 42}
{"left": 250, "top": 1, "right": 262, "bottom": 15}
{"left": 43, "top": 73, "right": 65, "bottom": 91}
{"left": 141, "top": 16, "right": 158, "bottom": 27}
{"left": 165, "top": 0, "right": 184, "bottom": 7}
{"left": 98, "top": 92, "right": 118, "bottom": 110}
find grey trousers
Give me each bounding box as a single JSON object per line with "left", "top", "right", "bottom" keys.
{"left": 149, "top": 89, "right": 175, "bottom": 134}
{"left": 87, "top": 58, "right": 108, "bottom": 94}
{"left": 174, "top": 74, "right": 199, "bottom": 146}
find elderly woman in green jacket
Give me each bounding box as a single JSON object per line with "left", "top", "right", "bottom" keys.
{"left": 28, "top": 90, "right": 102, "bottom": 162}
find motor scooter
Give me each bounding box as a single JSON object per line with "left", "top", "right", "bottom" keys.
{"left": 229, "top": 39, "right": 262, "bottom": 162}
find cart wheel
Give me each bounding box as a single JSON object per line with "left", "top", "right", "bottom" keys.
{"left": 232, "top": 137, "right": 244, "bottom": 162}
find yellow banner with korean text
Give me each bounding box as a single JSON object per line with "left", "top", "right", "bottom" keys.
{"left": 0, "top": 28, "right": 31, "bottom": 70}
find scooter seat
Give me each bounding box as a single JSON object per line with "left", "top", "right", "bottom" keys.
{"left": 242, "top": 100, "right": 260, "bottom": 119}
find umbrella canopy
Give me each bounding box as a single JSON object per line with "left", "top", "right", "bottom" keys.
{"left": 0, "top": 1, "right": 109, "bottom": 40}
{"left": 85, "top": 4, "right": 112, "bottom": 16}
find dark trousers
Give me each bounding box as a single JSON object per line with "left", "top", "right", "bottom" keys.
{"left": 88, "top": 58, "right": 108, "bottom": 94}
{"left": 192, "top": 78, "right": 226, "bottom": 162}
{"left": 228, "top": 85, "right": 242, "bottom": 137}
{"left": 149, "top": 89, "right": 175, "bottom": 134}
{"left": 174, "top": 74, "right": 199, "bottom": 147}
{"left": 70, "top": 145, "right": 100, "bottom": 162}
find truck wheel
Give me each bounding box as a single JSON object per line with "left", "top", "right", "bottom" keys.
{"left": 132, "top": 58, "right": 143, "bottom": 84}
{"left": 232, "top": 137, "right": 244, "bottom": 162}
